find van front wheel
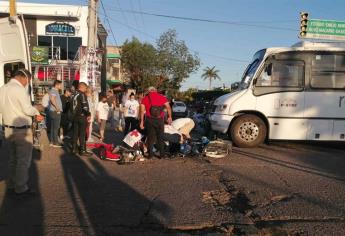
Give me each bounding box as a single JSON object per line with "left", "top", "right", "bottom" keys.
{"left": 230, "top": 114, "right": 266, "bottom": 148}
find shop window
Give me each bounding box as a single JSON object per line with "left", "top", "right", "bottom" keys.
{"left": 53, "top": 37, "right": 67, "bottom": 60}
{"left": 38, "top": 36, "right": 52, "bottom": 47}
{"left": 37, "top": 36, "right": 82, "bottom": 61}
{"left": 311, "top": 54, "right": 345, "bottom": 89}
{"left": 68, "top": 37, "right": 82, "bottom": 60}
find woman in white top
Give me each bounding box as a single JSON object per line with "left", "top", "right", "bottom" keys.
{"left": 124, "top": 92, "right": 140, "bottom": 135}
{"left": 96, "top": 94, "right": 110, "bottom": 142}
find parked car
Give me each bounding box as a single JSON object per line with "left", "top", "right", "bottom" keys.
{"left": 172, "top": 101, "right": 187, "bottom": 117}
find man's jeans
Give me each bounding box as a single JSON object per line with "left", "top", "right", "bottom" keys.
{"left": 5, "top": 127, "right": 33, "bottom": 193}
{"left": 49, "top": 111, "right": 61, "bottom": 144}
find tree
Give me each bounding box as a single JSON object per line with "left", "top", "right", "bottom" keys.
{"left": 121, "top": 30, "right": 200, "bottom": 93}
{"left": 156, "top": 29, "right": 200, "bottom": 94}
{"left": 121, "top": 37, "right": 157, "bottom": 89}
{"left": 201, "top": 66, "right": 221, "bottom": 90}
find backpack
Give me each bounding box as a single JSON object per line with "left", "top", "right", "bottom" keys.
{"left": 41, "top": 93, "right": 50, "bottom": 108}
{"left": 148, "top": 94, "right": 163, "bottom": 119}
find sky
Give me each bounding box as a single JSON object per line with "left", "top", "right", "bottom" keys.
{"left": 16, "top": 0, "right": 345, "bottom": 90}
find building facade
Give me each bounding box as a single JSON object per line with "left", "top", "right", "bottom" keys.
{"left": 0, "top": 1, "right": 107, "bottom": 95}
{"left": 106, "top": 45, "right": 122, "bottom": 83}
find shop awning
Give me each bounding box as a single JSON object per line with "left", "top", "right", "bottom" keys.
{"left": 107, "top": 53, "right": 121, "bottom": 59}
{"left": 106, "top": 79, "right": 122, "bottom": 86}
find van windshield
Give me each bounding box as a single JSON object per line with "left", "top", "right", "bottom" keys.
{"left": 240, "top": 49, "right": 266, "bottom": 89}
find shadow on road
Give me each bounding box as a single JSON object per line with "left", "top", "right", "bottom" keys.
{"left": 0, "top": 146, "right": 44, "bottom": 235}
{"left": 60, "top": 152, "right": 171, "bottom": 235}
{"left": 234, "top": 148, "right": 345, "bottom": 183}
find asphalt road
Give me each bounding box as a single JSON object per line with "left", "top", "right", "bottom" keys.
{"left": 0, "top": 130, "right": 344, "bottom": 236}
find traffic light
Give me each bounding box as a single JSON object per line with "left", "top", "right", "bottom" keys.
{"left": 300, "top": 12, "right": 309, "bottom": 38}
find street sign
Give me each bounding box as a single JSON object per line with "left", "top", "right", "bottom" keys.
{"left": 31, "top": 46, "right": 49, "bottom": 65}
{"left": 302, "top": 19, "right": 345, "bottom": 40}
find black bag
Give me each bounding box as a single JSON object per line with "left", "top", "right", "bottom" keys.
{"left": 148, "top": 94, "right": 163, "bottom": 118}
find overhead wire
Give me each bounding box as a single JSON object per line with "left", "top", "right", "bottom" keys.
{"left": 92, "top": 2, "right": 251, "bottom": 63}
{"left": 106, "top": 8, "right": 298, "bottom": 32}
{"left": 129, "top": 0, "right": 140, "bottom": 28}
{"left": 100, "top": 0, "right": 118, "bottom": 46}
{"left": 137, "top": 0, "right": 146, "bottom": 30}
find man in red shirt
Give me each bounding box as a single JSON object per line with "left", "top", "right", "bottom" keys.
{"left": 140, "top": 86, "right": 172, "bottom": 158}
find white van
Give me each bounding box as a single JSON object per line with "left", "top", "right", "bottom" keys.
{"left": 210, "top": 41, "right": 345, "bottom": 147}
{"left": 0, "top": 15, "right": 31, "bottom": 87}
{"left": 0, "top": 15, "right": 31, "bottom": 129}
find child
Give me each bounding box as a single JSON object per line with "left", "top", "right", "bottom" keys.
{"left": 96, "top": 94, "right": 110, "bottom": 142}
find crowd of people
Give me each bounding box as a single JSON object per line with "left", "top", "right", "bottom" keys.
{"left": 0, "top": 69, "right": 195, "bottom": 196}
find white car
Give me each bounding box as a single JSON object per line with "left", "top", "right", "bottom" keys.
{"left": 172, "top": 101, "right": 187, "bottom": 117}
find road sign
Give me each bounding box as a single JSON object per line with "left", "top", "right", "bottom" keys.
{"left": 303, "top": 19, "right": 345, "bottom": 40}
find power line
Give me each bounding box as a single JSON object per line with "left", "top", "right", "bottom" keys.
{"left": 104, "top": 14, "right": 249, "bottom": 63}
{"left": 100, "top": 0, "right": 118, "bottom": 46}
{"left": 137, "top": 0, "right": 146, "bottom": 30}
{"left": 105, "top": 8, "right": 298, "bottom": 32}
{"left": 129, "top": 0, "right": 140, "bottom": 28}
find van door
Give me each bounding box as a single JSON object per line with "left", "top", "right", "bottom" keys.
{"left": 0, "top": 15, "right": 30, "bottom": 87}
{"left": 305, "top": 52, "right": 345, "bottom": 141}
{"left": 254, "top": 57, "right": 306, "bottom": 140}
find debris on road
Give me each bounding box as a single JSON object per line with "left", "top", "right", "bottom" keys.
{"left": 204, "top": 140, "right": 232, "bottom": 158}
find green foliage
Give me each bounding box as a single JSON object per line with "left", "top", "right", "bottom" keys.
{"left": 121, "top": 37, "right": 157, "bottom": 89}
{"left": 156, "top": 29, "right": 200, "bottom": 92}
{"left": 201, "top": 66, "right": 221, "bottom": 90}
{"left": 121, "top": 30, "right": 200, "bottom": 93}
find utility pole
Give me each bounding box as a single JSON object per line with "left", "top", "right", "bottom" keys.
{"left": 88, "top": 0, "right": 98, "bottom": 48}
{"left": 9, "top": 0, "right": 16, "bottom": 17}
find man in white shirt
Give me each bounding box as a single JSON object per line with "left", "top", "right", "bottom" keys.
{"left": 0, "top": 69, "right": 43, "bottom": 196}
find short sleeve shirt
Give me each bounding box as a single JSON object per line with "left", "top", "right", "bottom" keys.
{"left": 125, "top": 99, "right": 139, "bottom": 118}
{"left": 97, "top": 102, "right": 110, "bottom": 120}
{"left": 141, "top": 92, "right": 168, "bottom": 118}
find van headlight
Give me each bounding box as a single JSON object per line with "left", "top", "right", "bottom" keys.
{"left": 217, "top": 105, "right": 228, "bottom": 112}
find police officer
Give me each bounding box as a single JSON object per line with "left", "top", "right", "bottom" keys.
{"left": 71, "top": 82, "right": 92, "bottom": 156}
{"left": 0, "top": 69, "right": 43, "bottom": 196}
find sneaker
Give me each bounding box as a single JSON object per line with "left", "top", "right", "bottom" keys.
{"left": 64, "top": 135, "right": 71, "bottom": 139}
{"left": 79, "top": 150, "right": 93, "bottom": 157}
{"left": 15, "top": 188, "right": 36, "bottom": 197}
{"left": 49, "top": 143, "right": 54, "bottom": 147}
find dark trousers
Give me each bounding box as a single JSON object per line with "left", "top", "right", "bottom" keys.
{"left": 72, "top": 116, "right": 87, "bottom": 152}
{"left": 146, "top": 118, "right": 164, "bottom": 157}
{"left": 49, "top": 111, "right": 61, "bottom": 144}
{"left": 124, "top": 117, "right": 138, "bottom": 136}
{"left": 60, "top": 114, "right": 70, "bottom": 136}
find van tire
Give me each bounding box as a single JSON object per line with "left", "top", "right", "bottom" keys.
{"left": 230, "top": 114, "right": 266, "bottom": 148}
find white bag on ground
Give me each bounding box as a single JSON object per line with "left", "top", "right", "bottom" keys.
{"left": 123, "top": 129, "right": 142, "bottom": 147}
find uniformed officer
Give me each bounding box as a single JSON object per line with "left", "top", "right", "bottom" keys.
{"left": 0, "top": 69, "right": 44, "bottom": 196}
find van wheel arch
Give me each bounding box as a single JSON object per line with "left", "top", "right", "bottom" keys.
{"left": 228, "top": 111, "right": 269, "bottom": 146}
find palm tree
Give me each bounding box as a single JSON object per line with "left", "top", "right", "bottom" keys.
{"left": 201, "top": 66, "right": 221, "bottom": 90}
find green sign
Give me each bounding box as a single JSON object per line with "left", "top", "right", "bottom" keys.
{"left": 305, "top": 19, "right": 345, "bottom": 40}
{"left": 31, "top": 46, "right": 49, "bottom": 65}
